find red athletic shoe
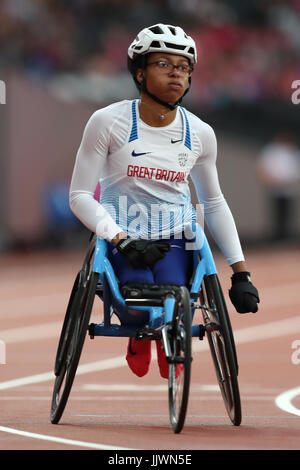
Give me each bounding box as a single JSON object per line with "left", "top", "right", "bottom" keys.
{"left": 155, "top": 340, "right": 183, "bottom": 379}
{"left": 126, "top": 338, "right": 151, "bottom": 377}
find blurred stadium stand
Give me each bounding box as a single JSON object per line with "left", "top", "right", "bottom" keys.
{"left": 0, "top": 0, "right": 299, "bottom": 251}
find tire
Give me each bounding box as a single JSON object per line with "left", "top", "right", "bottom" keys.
{"left": 50, "top": 271, "right": 99, "bottom": 424}
{"left": 168, "top": 286, "right": 192, "bottom": 434}
{"left": 216, "top": 276, "right": 239, "bottom": 375}
{"left": 201, "top": 274, "right": 241, "bottom": 426}
{"left": 54, "top": 269, "right": 85, "bottom": 377}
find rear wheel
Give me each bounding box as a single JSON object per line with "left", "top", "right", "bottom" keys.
{"left": 168, "top": 286, "right": 192, "bottom": 434}
{"left": 50, "top": 270, "right": 99, "bottom": 424}
{"left": 54, "top": 269, "right": 85, "bottom": 377}
{"left": 201, "top": 274, "right": 241, "bottom": 426}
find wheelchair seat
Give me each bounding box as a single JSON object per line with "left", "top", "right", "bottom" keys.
{"left": 120, "top": 282, "right": 181, "bottom": 300}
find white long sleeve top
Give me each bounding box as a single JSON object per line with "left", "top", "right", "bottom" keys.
{"left": 69, "top": 99, "right": 244, "bottom": 265}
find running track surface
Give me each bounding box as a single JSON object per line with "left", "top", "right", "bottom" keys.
{"left": 0, "top": 242, "right": 300, "bottom": 450}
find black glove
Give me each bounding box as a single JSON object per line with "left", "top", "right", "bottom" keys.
{"left": 229, "top": 271, "right": 260, "bottom": 314}
{"left": 116, "top": 237, "right": 170, "bottom": 269}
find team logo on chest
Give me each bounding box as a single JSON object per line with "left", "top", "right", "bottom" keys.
{"left": 178, "top": 152, "right": 188, "bottom": 167}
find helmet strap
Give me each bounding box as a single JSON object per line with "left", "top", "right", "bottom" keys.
{"left": 140, "top": 78, "right": 191, "bottom": 111}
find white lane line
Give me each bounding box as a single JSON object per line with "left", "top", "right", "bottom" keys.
{"left": 3, "top": 311, "right": 300, "bottom": 348}
{"left": 0, "top": 311, "right": 300, "bottom": 455}
{"left": 82, "top": 383, "right": 219, "bottom": 392}
{"left": 1, "top": 280, "right": 299, "bottom": 344}
{"left": 0, "top": 426, "right": 133, "bottom": 450}
{"left": 233, "top": 315, "right": 300, "bottom": 344}
{"left": 1, "top": 316, "right": 300, "bottom": 390}
{"left": 84, "top": 383, "right": 167, "bottom": 392}
{"left": 73, "top": 414, "right": 300, "bottom": 419}
{"left": 193, "top": 315, "right": 300, "bottom": 353}
{"left": 0, "top": 356, "right": 126, "bottom": 390}
{"left": 0, "top": 355, "right": 130, "bottom": 449}
{"left": 275, "top": 387, "right": 300, "bottom": 417}
{"left": 0, "top": 321, "right": 62, "bottom": 343}
{"left": 0, "top": 371, "right": 56, "bottom": 391}
{"left": 0, "top": 395, "right": 276, "bottom": 402}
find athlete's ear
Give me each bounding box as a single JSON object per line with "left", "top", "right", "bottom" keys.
{"left": 136, "top": 68, "right": 145, "bottom": 85}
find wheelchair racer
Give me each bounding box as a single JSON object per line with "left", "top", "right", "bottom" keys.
{"left": 69, "top": 24, "right": 260, "bottom": 379}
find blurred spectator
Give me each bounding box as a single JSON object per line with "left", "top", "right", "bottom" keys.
{"left": 0, "top": 0, "right": 300, "bottom": 107}
{"left": 257, "top": 131, "right": 300, "bottom": 242}
{"left": 43, "top": 181, "right": 81, "bottom": 247}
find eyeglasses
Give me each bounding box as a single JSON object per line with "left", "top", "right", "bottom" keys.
{"left": 146, "top": 60, "right": 193, "bottom": 76}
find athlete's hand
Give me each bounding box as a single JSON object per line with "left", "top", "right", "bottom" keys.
{"left": 229, "top": 271, "right": 260, "bottom": 313}
{"left": 116, "top": 238, "right": 170, "bottom": 269}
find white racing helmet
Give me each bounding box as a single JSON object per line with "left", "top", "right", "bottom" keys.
{"left": 127, "top": 24, "right": 197, "bottom": 109}
{"left": 128, "top": 23, "right": 197, "bottom": 64}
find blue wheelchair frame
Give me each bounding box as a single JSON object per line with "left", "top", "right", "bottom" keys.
{"left": 50, "top": 223, "right": 241, "bottom": 431}
{"left": 88, "top": 224, "right": 217, "bottom": 339}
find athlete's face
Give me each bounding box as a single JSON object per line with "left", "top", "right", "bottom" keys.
{"left": 137, "top": 52, "right": 191, "bottom": 105}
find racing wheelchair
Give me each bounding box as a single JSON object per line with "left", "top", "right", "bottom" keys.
{"left": 50, "top": 225, "right": 241, "bottom": 434}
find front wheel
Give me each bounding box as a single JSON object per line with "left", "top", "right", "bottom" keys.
{"left": 168, "top": 286, "right": 192, "bottom": 434}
